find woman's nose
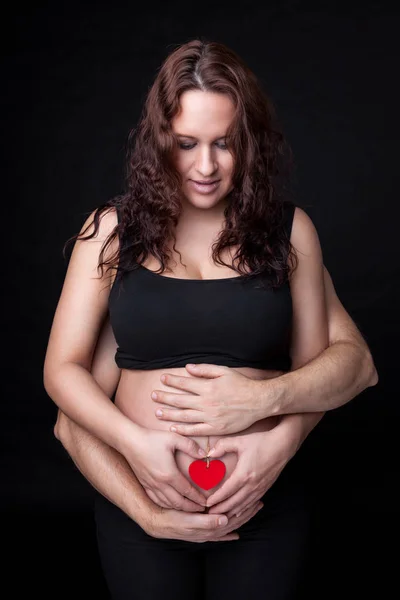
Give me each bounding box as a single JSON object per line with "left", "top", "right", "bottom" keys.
{"left": 195, "top": 147, "right": 217, "bottom": 176}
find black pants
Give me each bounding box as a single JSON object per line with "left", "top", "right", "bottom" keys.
{"left": 94, "top": 471, "right": 311, "bottom": 600}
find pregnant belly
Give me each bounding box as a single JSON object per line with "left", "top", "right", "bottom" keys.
{"left": 175, "top": 438, "right": 237, "bottom": 497}
{"left": 173, "top": 419, "right": 278, "bottom": 498}
{"left": 114, "top": 366, "right": 284, "bottom": 500}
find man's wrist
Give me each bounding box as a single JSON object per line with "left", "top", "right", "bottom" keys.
{"left": 123, "top": 488, "right": 165, "bottom": 537}
{"left": 252, "top": 374, "right": 289, "bottom": 421}
{"left": 138, "top": 502, "right": 164, "bottom": 537}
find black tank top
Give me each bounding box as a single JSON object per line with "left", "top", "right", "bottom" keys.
{"left": 108, "top": 202, "right": 295, "bottom": 371}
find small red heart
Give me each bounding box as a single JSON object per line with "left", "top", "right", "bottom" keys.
{"left": 188, "top": 459, "right": 226, "bottom": 490}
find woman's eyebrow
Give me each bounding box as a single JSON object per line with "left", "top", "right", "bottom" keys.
{"left": 175, "top": 134, "right": 227, "bottom": 140}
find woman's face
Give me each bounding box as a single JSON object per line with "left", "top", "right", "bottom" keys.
{"left": 171, "top": 90, "right": 235, "bottom": 211}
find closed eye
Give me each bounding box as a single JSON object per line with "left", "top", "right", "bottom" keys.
{"left": 178, "top": 142, "right": 228, "bottom": 150}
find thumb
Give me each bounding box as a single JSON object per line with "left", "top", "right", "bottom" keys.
{"left": 208, "top": 437, "right": 240, "bottom": 458}
{"left": 173, "top": 435, "right": 206, "bottom": 459}
{"left": 185, "top": 363, "right": 229, "bottom": 378}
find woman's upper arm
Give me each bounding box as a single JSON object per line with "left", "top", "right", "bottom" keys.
{"left": 91, "top": 316, "right": 121, "bottom": 398}
{"left": 44, "top": 207, "right": 118, "bottom": 378}
{"left": 289, "top": 207, "right": 329, "bottom": 370}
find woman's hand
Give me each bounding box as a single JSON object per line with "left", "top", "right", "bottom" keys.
{"left": 122, "top": 427, "right": 208, "bottom": 512}
{"left": 204, "top": 425, "right": 297, "bottom": 517}
{"left": 145, "top": 500, "right": 265, "bottom": 542}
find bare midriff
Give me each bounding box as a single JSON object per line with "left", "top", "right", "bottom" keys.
{"left": 114, "top": 366, "right": 285, "bottom": 500}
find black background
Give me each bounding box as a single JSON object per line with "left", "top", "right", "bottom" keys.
{"left": 2, "top": 1, "right": 399, "bottom": 598}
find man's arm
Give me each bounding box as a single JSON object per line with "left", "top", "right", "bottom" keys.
{"left": 54, "top": 266, "right": 377, "bottom": 530}
{"left": 55, "top": 411, "right": 261, "bottom": 540}
{"left": 257, "top": 266, "right": 378, "bottom": 420}
{"left": 53, "top": 318, "right": 242, "bottom": 540}
{"left": 251, "top": 266, "right": 378, "bottom": 453}
{"left": 53, "top": 316, "right": 159, "bottom": 530}
{"left": 54, "top": 411, "right": 158, "bottom": 534}
{"left": 159, "top": 265, "right": 378, "bottom": 438}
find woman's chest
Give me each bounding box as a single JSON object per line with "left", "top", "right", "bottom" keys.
{"left": 110, "top": 270, "right": 292, "bottom": 367}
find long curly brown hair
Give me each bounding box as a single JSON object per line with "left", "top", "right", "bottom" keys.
{"left": 63, "top": 38, "right": 298, "bottom": 288}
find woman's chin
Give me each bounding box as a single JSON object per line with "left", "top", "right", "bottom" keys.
{"left": 182, "top": 192, "right": 229, "bottom": 211}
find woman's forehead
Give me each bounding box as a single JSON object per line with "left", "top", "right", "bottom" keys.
{"left": 172, "top": 90, "right": 235, "bottom": 137}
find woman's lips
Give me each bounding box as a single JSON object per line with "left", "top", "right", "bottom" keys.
{"left": 189, "top": 180, "right": 220, "bottom": 194}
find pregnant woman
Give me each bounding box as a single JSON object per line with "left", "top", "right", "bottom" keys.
{"left": 45, "top": 39, "right": 332, "bottom": 599}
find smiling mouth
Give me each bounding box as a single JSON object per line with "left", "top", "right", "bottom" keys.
{"left": 189, "top": 180, "right": 221, "bottom": 194}
{"left": 192, "top": 180, "right": 220, "bottom": 184}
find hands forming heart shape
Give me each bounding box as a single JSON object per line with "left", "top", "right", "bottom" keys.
{"left": 189, "top": 458, "right": 226, "bottom": 490}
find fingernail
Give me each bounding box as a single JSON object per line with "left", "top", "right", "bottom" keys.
{"left": 236, "top": 511, "right": 242, "bottom": 518}
{"left": 198, "top": 448, "right": 206, "bottom": 457}
{"left": 186, "top": 363, "right": 196, "bottom": 368}
{"left": 156, "top": 409, "right": 163, "bottom": 417}
{"left": 218, "top": 517, "right": 228, "bottom": 526}
{"left": 208, "top": 448, "right": 215, "bottom": 455}
{"left": 170, "top": 426, "right": 177, "bottom": 432}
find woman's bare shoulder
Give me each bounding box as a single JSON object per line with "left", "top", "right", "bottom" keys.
{"left": 80, "top": 206, "right": 118, "bottom": 244}
{"left": 290, "top": 206, "right": 322, "bottom": 256}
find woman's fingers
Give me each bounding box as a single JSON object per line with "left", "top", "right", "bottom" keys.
{"left": 225, "top": 494, "right": 260, "bottom": 519}
{"left": 225, "top": 501, "right": 263, "bottom": 531}
{"left": 162, "top": 484, "right": 207, "bottom": 512}
{"left": 165, "top": 470, "right": 207, "bottom": 507}
{"left": 172, "top": 433, "right": 207, "bottom": 460}
{"left": 145, "top": 479, "right": 204, "bottom": 512}
{"left": 235, "top": 497, "right": 259, "bottom": 518}
{"left": 209, "top": 501, "right": 264, "bottom": 541}
{"left": 207, "top": 436, "right": 242, "bottom": 458}
{"left": 207, "top": 485, "right": 253, "bottom": 515}
{"left": 235, "top": 500, "right": 264, "bottom": 525}
{"left": 154, "top": 501, "right": 264, "bottom": 543}
{"left": 145, "top": 488, "right": 170, "bottom": 508}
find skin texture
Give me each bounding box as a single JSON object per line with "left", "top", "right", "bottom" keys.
{"left": 48, "top": 90, "right": 378, "bottom": 542}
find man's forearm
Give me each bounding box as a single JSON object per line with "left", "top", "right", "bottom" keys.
{"left": 258, "top": 341, "right": 377, "bottom": 418}
{"left": 55, "top": 412, "right": 159, "bottom": 534}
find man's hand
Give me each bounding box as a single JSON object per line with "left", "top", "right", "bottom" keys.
{"left": 151, "top": 363, "right": 270, "bottom": 436}
{"left": 204, "top": 426, "right": 297, "bottom": 517}
{"left": 146, "top": 501, "right": 264, "bottom": 542}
